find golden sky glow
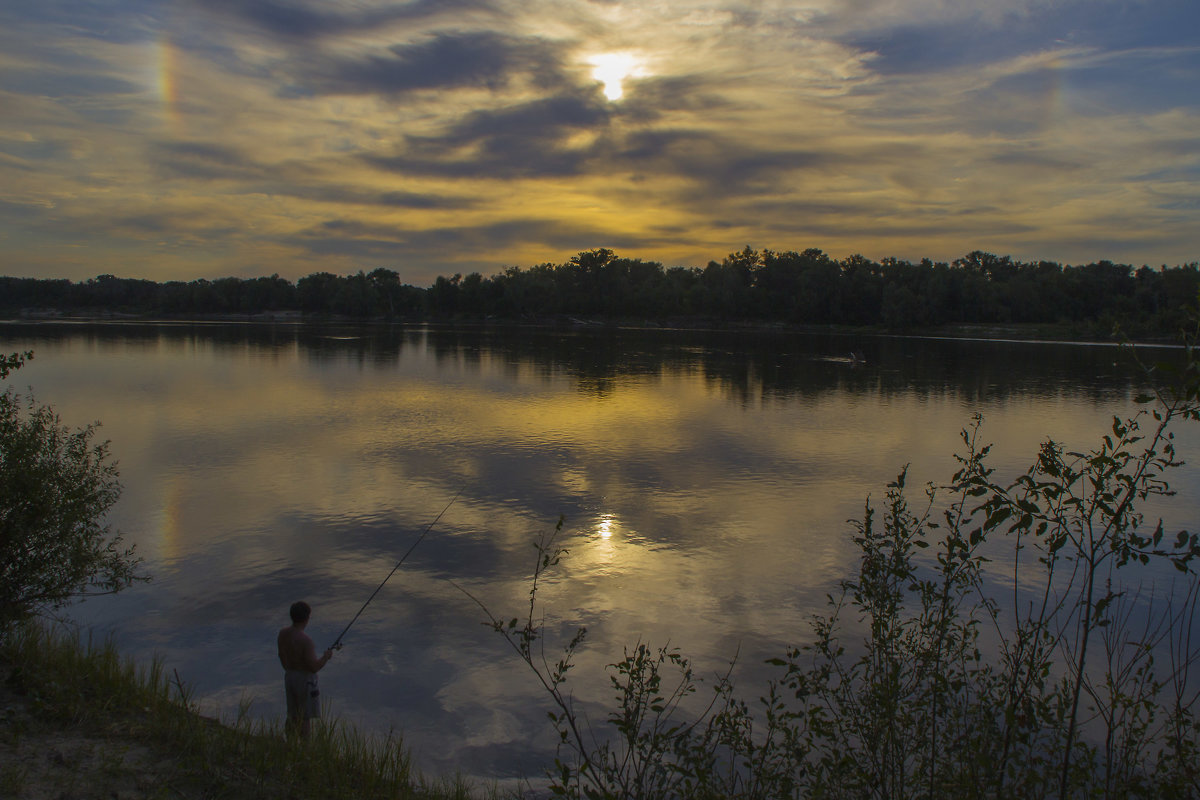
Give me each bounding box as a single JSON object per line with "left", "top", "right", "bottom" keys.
{"left": 0, "top": 0, "right": 1197, "bottom": 285}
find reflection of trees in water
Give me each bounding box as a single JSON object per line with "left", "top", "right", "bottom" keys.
{"left": 412, "top": 326, "right": 1163, "bottom": 406}
{"left": 1, "top": 321, "right": 1170, "bottom": 404}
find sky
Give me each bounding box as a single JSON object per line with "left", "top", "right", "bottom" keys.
{"left": 1, "top": 0, "right": 1197, "bottom": 287}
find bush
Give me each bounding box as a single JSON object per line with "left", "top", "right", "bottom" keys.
{"left": 0, "top": 350, "right": 144, "bottom": 627}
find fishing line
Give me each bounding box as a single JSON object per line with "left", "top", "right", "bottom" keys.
{"left": 328, "top": 486, "right": 465, "bottom": 651}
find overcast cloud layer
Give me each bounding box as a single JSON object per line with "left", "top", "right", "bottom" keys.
{"left": 1, "top": 0, "right": 1197, "bottom": 285}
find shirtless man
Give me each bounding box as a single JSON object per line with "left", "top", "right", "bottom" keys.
{"left": 277, "top": 601, "right": 333, "bottom": 737}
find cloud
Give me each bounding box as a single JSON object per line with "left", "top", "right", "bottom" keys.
{"left": 0, "top": 0, "right": 162, "bottom": 45}
{"left": 150, "top": 141, "right": 269, "bottom": 181}
{"left": 292, "top": 215, "right": 652, "bottom": 260}
{"left": 617, "top": 74, "right": 733, "bottom": 119}
{"left": 257, "top": 181, "right": 478, "bottom": 210}
{"left": 0, "top": 71, "right": 141, "bottom": 99}
{"left": 365, "top": 86, "right": 831, "bottom": 195}
{"left": 365, "top": 91, "right": 609, "bottom": 178}
{"left": 0, "top": 0, "right": 1197, "bottom": 281}
{"left": 617, "top": 129, "right": 834, "bottom": 194}
{"left": 985, "top": 149, "right": 1085, "bottom": 172}
{"left": 146, "top": 138, "right": 477, "bottom": 209}
{"left": 107, "top": 211, "right": 242, "bottom": 239}
{"left": 0, "top": 198, "right": 49, "bottom": 220}
{"left": 0, "top": 134, "right": 82, "bottom": 166}
{"left": 186, "top": 0, "right": 495, "bottom": 40}
{"left": 293, "top": 30, "right": 570, "bottom": 97}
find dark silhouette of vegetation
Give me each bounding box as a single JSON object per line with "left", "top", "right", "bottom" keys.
{"left": 2, "top": 247, "right": 1198, "bottom": 337}
{"left": 0, "top": 350, "right": 144, "bottom": 628}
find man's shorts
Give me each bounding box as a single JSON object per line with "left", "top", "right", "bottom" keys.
{"left": 284, "top": 670, "right": 320, "bottom": 720}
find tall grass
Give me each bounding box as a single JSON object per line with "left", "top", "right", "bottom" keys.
{"left": 0, "top": 622, "right": 486, "bottom": 799}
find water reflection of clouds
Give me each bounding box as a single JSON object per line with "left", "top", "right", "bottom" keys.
{"left": 4, "top": 325, "right": 1197, "bottom": 783}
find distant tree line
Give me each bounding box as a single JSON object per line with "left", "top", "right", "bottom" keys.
{"left": 2, "top": 247, "right": 1197, "bottom": 336}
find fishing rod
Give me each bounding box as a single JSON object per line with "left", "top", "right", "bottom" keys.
{"left": 328, "top": 486, "right": 464, "bottom": 651}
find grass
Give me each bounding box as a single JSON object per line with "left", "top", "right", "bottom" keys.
{"left": 0, "top": 621, "right": 501, "bottom": 799}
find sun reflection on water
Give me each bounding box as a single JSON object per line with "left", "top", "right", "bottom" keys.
{"left": 597, "top": 514, "right": 614, "bottom": 539}
{"left": 585, "top": 512, "right": 621, "bottom": 568}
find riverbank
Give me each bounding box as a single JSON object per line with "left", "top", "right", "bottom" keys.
{"left": 3, "top": 311, "right": 1179, "bottom": 348}
{"left": 0, "top": 624, "right": 492, "bottom": 800}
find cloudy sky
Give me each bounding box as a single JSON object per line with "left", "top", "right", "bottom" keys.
{"left": 1, "top": 0, "right": 1197, "bottom": 286}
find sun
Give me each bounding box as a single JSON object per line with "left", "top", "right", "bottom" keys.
{"left": 587, "top": 52, "right": 645, "bottom": 102}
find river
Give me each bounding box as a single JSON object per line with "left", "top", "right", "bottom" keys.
{"left": 1, "top": 321, "right": 1196, "bottom": 784}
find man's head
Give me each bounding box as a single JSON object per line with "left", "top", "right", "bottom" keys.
{"left": 289, "top": 601, "right": 312, "bottom": 625}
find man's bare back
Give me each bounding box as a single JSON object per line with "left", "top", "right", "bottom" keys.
{"left": 277, "top": 625, "right": 326, "bottom": 673}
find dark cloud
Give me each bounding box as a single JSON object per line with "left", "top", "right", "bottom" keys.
{"left": 366, "top": 91, "right": 610, "bottom": 178}
{"left": 50, "top": 206, "right": 243, "bottom": 244}
{"left": 616, "top": 128, "right": 831, "bottom": 194}
{"left": 986, "top": 150, "right": 1085, "bottom": 171}
{"left": 189, "top": 0, "right": 494, "bottom": 40}
{"left": 283, "top": 186, "right": 475, "bottom": 210}
{"left": 722, "top": 193, "right": 1041, "bottom": 243}
{"left": 1099, "top": 0, "right": 1200, "bottom": 50}
{"left": 150, "top": 142, "right": 269, "bottom": 181}
{"left": 618, "top": 75, "right": 732, "bottom": 121}
{"left": 0, "top": 137, "right": 79, "bottom": 164}
{"left": 378, "top": 190, "right": 472, "bottom": 209}
{"left": 1157, "top": 198, "right": 1200, "bottom": 211}
{"left": 299, "top": 237, "right": 411, "bottom": 259}
{"left": 291, "top": 218, "right": 413, "bottom": 261}
{"left": 295, "top": 30, "right": 568, "bottom": 96}
{"left": 109, "top": 213, "right": 184, "bottom": 235}
{"left": 314, "top": 219, "right": 401, "bottom": 238}
{"left": 835, "top": 2, "right": 1121, "bottom": 76}
{"left": 1011, "top": 231, "right": 1181, "bottom": 263}
{"left": 445, "top": 93, "right": 610, "bottom": 142}
{"left": 840, "top": 0, "right": 1199, "bottom": 79}
{"left": 742, "top": 198, "right": 879, "bottom": 220}
{"left": 765, "top": 215, "right": 1036, "bottom": 242}
{"left": 1065, "top": 48, "right": 1200, "bottom": 115}
{"left": 412, "top": 218, "right": 649, "bottom": 252}
{"left": 148, "top": 139, "right": 478, "bottom": 211}
{"left": 366, "top": 148, "right": 591, "bottom": 180}
{"left": 1135, "top": 159, "right": 1200, "bottom": 184}
{"left": 0, "top": 199, "right": 52, "bottom": 221}
{"left": 0, "top": 71, "right": 140, "bottom": 98}
{"left": 0, "top": 0, "right": 162, "bottom": 44}
{"left": 290, "top": 216, "right": 653, "bottom": 265}
{"left": 846, "top": 23, "right": 1012, "bottom": 76}
{"left": 250, "top": 173, "right": 480, "bottom": 210}
{"left": 365, "top": 89, "right": 825, "bottom": 193}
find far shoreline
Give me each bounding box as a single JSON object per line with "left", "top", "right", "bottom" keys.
{"left": 0, "top": 311, "right": 1185, "bottom": 348}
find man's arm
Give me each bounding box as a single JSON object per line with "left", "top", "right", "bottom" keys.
{"left": 303, "top": 633, "right": 333, "bottom": 672}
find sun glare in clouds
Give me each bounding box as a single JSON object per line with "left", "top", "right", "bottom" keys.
{"left": 588, "top": 52, "right": 645, "bottom": 101}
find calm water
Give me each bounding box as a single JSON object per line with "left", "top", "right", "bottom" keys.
{"left": 2, "top": 321, "right": 1196, "bottom": 783}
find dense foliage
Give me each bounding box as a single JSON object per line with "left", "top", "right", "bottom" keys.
{"left": 2, "top": 247, "right": 1198, "bottom": 336}
{"left": 0, "top": 351, "right": 143, "bottom": 627}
